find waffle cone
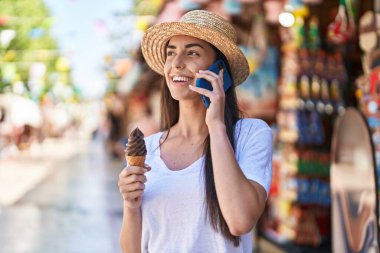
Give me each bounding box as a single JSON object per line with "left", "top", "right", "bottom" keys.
{"left": 126, "top": 155, "right": 146, "bottom": 167}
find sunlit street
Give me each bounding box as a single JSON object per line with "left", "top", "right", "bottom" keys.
{"left": 0, "top": 139, "right": 124, "bottom": 253}
{"left": 1, "top": 0, "right": 380, "bottom": 252}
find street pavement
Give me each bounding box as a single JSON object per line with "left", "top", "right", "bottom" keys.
{"left": 0, "top": 138, "right": 125, "bottom": 253}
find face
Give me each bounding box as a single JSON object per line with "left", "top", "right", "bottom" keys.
{"left": 164, "top": 35, "right": 216, "bottom": 102}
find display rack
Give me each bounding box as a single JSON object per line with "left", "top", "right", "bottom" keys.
{"left": 355, "top": 0, "right": 380, "bottom": 239}
{"left": 259, "top": 1, "right": 350, "bottom": 250}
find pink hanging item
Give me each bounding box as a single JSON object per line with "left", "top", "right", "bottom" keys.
{"left": 263, "top": 0, "right": 283, "bottom": 24}
{"left": 205, "top": 1, "right": 230, "bottom": 20}
{"left": 155, "top": 0, "right": 184, "bottom": 23}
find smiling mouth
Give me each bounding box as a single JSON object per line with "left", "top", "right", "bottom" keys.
{"left": 172, "top": 76, "right": 194, "bottom": 85}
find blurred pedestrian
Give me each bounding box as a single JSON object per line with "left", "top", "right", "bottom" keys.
{"left": 118, "top": 10, "right": 272, "bottom": 253}
{"left": 106, "top": 94, "right": 125, "bottom": 159}
{"left": 125, "top": 93, "right": 158, "bottom": 137}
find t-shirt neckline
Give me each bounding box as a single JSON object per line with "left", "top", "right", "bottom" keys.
{"left": 155, "top": 131, "right": 205, "bottom": 175}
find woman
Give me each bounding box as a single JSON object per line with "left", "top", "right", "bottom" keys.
{"left": 118, "top": 10, "right": 272, "bottom": 253}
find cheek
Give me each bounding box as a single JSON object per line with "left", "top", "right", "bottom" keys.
{"left": 192, "top": 61, "right": 212, "bottom": 72}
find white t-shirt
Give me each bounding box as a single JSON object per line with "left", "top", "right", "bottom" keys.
{"left": 141, "top": 119, "right": 273, "bottom": 253}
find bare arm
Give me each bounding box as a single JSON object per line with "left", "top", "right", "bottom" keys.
{"left": 209, "top": 124, "right": 268, "bottom": 236}
{"left": 118, "top": 166, "right": 149, "bottom": 252}
{"left": 120, "top": 206, "right": 141, "bottom": 253}
{"left": 191, "top": 69, "right": 271, "bottom": 236}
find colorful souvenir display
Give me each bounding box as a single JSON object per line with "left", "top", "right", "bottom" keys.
{"left": 261, "top": 2, "right": 347, "bottom": 247}
{"left": 356, "top": 7, "right": 380, "bottom": 230}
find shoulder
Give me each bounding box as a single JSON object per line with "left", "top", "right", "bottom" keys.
{"left": 235, "top": 118, "right": 272, "bottom": 137}
{"left": 234, "top": 118, "right": 273, "bottom": 152}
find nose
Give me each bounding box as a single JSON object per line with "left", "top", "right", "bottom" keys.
{"left": 172, "top": 54, "right": 185, "bottom": 69}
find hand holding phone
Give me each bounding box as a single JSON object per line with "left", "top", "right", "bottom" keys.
{"left": 195, "top": 59, "right": 233, "bottom": 108}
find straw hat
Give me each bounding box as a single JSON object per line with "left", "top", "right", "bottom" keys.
{"left": 141, "top": 10, "right": 249, "bottom": 86}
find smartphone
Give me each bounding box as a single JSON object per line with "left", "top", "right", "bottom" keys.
{"left": 195, "top": 59, "right": 233, "bottom": 108}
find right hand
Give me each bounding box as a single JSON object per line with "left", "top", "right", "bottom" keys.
{"left": 118, "top": 165, "right": 150, "bottom": 209}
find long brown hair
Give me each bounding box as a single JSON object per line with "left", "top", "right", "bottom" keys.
{"left": 159, "top": 47, "right": 242, "bottom": 246}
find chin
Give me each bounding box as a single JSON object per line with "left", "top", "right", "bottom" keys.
{"left": 172, "top": 94, "right": 204, "bottom": 107}
{"left": 170, "top": 93, "right": 188, "bottom": 101}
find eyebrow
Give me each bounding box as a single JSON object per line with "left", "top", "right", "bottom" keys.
{"left": 166, "top": 43, "right": 205, "bottom": 50}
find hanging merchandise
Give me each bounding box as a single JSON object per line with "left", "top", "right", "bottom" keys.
{"left": 222, "top": 0, "right": 242, "bottom": 15}
{"left": 204, "top": 0, "right": 230, "bottom": 20}
{"left": 330, "top": 108, "right": 379, "bottom": 252}
{"left": 327, "top": 0, "right": 356, "bottom": 46}
{"left": 356, "top": 4, "right": 380, "bottom": 234}
{"left": 263, "top": 0, "right": 283, "bottom": 24}
{"left": 278, "top": 0, "right": 309, "bottom": 29}
{"left": 369, "top": 54, "right": 380, "bottom": 101}
{"left": 156, "top": 0, "right": 183, "bottom": 22}
{"left": 260, "top": 1, "right": 351, "bottom": 249}
{"left": 180, "top": 0, "right": 201, "bottom": 11}
{"left": 359, "top": 11, "right": 380, "bottom": 53}
{"left": 308, "top": 16, "right": 320, "bottom": 50}
{"left": 236, "top": 12, "right": 278, "bottom": 119}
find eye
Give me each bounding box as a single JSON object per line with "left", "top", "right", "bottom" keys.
{"left": 187, "top": 50, "right": 199, "bottom": 56}
{"left": 166, "top": 51, "right": 175, "bottom": 57}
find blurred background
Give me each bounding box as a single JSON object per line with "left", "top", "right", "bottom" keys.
{"left": 0, "top": 0, "right": 379, "bottom": 252}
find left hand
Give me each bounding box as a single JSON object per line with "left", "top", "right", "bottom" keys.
{"left": 189, "top": 69, "right": 225, "bottom": 129}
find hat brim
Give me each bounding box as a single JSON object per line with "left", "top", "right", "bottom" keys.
{"left": 141, "top": 22, "right": 249, "bottom": 86}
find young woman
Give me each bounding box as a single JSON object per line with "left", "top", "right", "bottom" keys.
{"left": 118, "top": 10, "right": 273, "bottom": 253}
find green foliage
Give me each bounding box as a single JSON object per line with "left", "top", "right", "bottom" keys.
{"left": 0, "top": 0, "right": 77, "bottom": 101}
{"left": 133, "top": 0, "right": 162, "bottom": 16}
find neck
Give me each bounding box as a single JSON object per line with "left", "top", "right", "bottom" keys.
{"left": 170, "top": 100, "right": 208, "bottom": 138}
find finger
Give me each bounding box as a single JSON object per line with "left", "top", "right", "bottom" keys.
{"left": 124, "top": 181, "right": 145, "bottom": 192}
{"left": 197, "top": 71, "right": 223, "bottom": 92}
{"left": 189, "top": 84, "right": 214, "bottom": 98}
{"left": 121, "top": 174, "right": 147, "bottom": 185}
{"left": 125, "top": 166, "right": 148, "bottom": 176}
{"left": 119, "top": 168, "right": 128, "bottom": 178}
{"left": 119, "top": 182, "right": 145, "bottom": 194}
{"left": 196, "top": 72, "right": 219, "bottom": 84}
{"left": 219, "top": 68, "right": 224, "bottom": 84}
{"left": 124, "top": 190, "right": 144, "bottom": 201}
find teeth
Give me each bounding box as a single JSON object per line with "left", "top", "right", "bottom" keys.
{"left": 173, "top": 76, "right": 191, "bottom": 82}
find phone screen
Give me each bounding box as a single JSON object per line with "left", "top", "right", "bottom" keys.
{"left": 195, "top": 59, "right": 233, "bottom": 108}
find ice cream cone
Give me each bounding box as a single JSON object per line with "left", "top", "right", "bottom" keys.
{"left": 126, "top": 155, "right": 146, "bottom": 167}
{"left": 125, "top": 127, "right": 147, "bottom": 167}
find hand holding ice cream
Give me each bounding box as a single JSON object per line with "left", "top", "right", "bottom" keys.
{"left": 118, "top": 127, "right": 150, "bottom": 209}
